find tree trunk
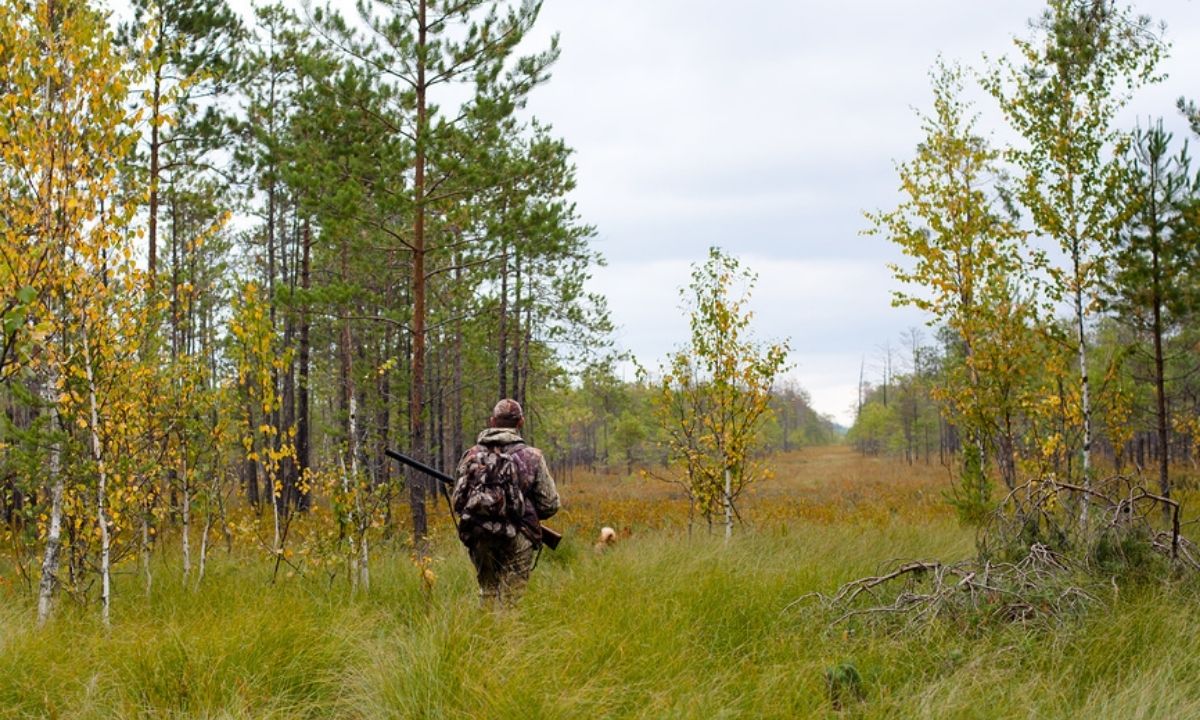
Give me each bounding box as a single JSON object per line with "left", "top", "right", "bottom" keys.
{"left": 435, "top": 350, "right": 447, "bottom": 471}
{"left": 340, "top": 437, "right": 358, "bottom": 592}
{"left": 1151, "top": 240, "right": 1170, "bottom": 522}
{"left": 141, "top": 512, "right": 152, "bottom": 597}
{"left": 512, "top": 251, "right": 521, "bottom": 400}
{"left": 82, "top": 333, "right": 111, "bottom": 626}
{"left": 723, "top": 467, "right": 732, "bottom": 543}
{"left": 148, "top": 64, "right": 161, "bottom": 289}
{"left": 349, "top": 393, "right": 369, "bottom": 591}
{"left": 452, "top": 265, "right": 464, "bottom": 463}
{"left": 297, "top": 219, "right": 312, "bottom": 509}
{"left": 340, "top": 260, "right": 354, "bottom": 465}
{"left": 36, "top": 372, "right": 63, "bottom": 626}
{"left": 181, "top": 444, "right": 190, "bottom": 582}
{"left": 377, "top": 329, "right": 392, "bottom": 487}
{"left": 498, "top": 250, "right": 508, "bottom": 399}
{"left": 408, "top": 0, "right": 430, "bottom": 553}
{"left": 521, "top": 295, "right": 532, "bottom": 415}
{"left": 280, "top": 358, "right": 296, "bottom": 504}
{"left": 197, "top": 509, "right": 211, "bottom": 586}
{"left": 1075, "top": 280, "right": 1092, "bottom": 527}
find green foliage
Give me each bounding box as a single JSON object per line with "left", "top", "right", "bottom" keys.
{"left": 866, "top": 2, "right": 1199, "bottom": 519}
{"left": 868, "top": 61, "right": 1051, "bottom": 493}
{"left": 1107, "top": 122, "right": 1200, "bottom": 325}
{"left": 846, "top": 401, "right": 900, "bottom": 455}
{"left": 766, "top": 382, "right": 839, "bottom": 452}
{"left": 947, "top": 442, "right": 991, "bottom": 526}
{"left": 985, "top": 0, "right": 1166, "bottom": 496}
{"left": 1089, "top": 526, "right": 1162, "bottom": 579}
{"left": 612, "top": 409, "right": 650, "bottom": 472}
{"left": 989, "top": 0, "right": 1162, "bottom": 296}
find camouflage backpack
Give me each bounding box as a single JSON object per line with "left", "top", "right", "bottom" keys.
{"left": 451, "top": 445, "right": 527, "bottom": 545}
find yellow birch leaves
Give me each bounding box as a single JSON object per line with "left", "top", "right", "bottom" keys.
{"left": 650, "top": 247, "right": 790, "bottom": 526}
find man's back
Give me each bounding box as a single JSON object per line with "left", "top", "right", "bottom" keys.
{"left": 454, "top": 399, "right": 559, "bottom": 604}
{"left": 457, "top": 426, "right": 560, "bottom": 530}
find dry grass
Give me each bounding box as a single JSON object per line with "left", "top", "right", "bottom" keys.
{"left": 557, "top": 445, "right": 954, "bottom": 537}
{"left": 3, "top": 446, "right": 1200, "bottom": 718}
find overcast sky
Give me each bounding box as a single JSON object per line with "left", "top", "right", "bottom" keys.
{"left": 513, "top": 0, "right": 1200, "bottom": 426}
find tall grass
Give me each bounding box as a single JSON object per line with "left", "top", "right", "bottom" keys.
{"left": 3, "top": 447, "right": 1200, "bottom": 718}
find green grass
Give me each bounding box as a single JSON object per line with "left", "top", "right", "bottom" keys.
{"left": 3, "top": 520, "right": 1200, "bottom": 718}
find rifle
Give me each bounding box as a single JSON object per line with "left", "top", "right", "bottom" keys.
{"left": 385, "top": 448, "right": 562, "bottom": 550}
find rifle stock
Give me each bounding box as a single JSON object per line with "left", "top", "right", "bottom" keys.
{"left": 385, "top": 448, "right": 563, "bottom": 550}
{"left": 540, "top": 526, "right": 562, "bottom": 551}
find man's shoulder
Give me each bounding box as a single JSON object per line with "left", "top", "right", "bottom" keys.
{"left": 513, "top": 444, "right": 544, "bottom": 460}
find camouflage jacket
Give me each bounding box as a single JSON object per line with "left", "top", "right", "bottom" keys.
{"left": 455, "top": 428, "right": 560, "bottom": 538}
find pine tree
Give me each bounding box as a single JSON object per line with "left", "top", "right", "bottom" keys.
{"left": 1106, "top": 122, "right": 1200, "bottom": 512}
{"left": 313, "top": 0, "right": 561, "bottom": 550}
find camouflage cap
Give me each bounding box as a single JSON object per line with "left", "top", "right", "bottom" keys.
{"left": 491, "top": 398, "right": 524, "bottom": 423}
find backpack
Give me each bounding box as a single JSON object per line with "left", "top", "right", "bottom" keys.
{"left": 452, "top": 444, "right": 528, "bottom": 545}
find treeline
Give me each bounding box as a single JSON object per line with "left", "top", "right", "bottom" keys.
{"left": 847, "top": 333, "right": 946, "bottom": 464}
{"left": 849, "top": 321, "right": 1200, "bottom": 471}
{"left": 856, "top": 0, "right": 1200, "bottom": 519}
{"left": 0, "top": 0, "right": 622, "bottom": 621}
{"left": 544, "top": 372, "right": 838, "bottom": 481}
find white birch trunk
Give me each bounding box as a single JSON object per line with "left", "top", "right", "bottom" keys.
{"left": 348, "top": 394, "right": 368, "bottom": 591}
{"left": 1075, "top": 285, "right": 1092, "bottom": 528}
{"left": 82, "top": 336, "right": 111, "bottom": 627}
{"left": 36, "top": 372, "right": 64, "bottom": 626}
{"left": 197, "top": 508, "right": 211, "bottom": 586}
{"left": 359, "top": 534, "right": 370, "bottom": 592}
{"left": 35, "top": 0, "right": 63, "bottom": 630}
{"left": 338, "top": 452, "right": 357, "bottom": 592}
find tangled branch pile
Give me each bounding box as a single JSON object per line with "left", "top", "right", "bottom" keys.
{"left": 799, "top": 476, "right": 1199, "bottom": 630}
{"left": 981, "top": 477, "right": 1199, "bottom": 572}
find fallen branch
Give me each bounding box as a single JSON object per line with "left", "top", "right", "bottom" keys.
{"left": 792, "top": 474, "right": 1192, "bottom": 632}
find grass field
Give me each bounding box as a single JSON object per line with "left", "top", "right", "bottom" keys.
{"left": 3, "top": 446, "right": 1199, "bottom": 718}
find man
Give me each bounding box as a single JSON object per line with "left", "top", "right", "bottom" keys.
{"left": 454, "top": 398, "right": 559, "bottom": 604}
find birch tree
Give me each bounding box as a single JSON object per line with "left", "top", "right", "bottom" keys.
{"left": 651, "top": 248, "right": 789, "bottom": 539}
{"left": 986, "top": 0, "right": 1163, "bottom": 521}
{"left": 0, "top": 0, "right": 148, "bottom": 623}
{"left": 870, "top": 62, "right": 1039, "bottom": 513}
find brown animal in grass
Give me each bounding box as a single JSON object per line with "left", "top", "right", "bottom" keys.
{"left": 594, "top": 526, "right": 617, "bottom": 554}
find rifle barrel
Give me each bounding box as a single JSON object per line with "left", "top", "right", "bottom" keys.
{"left": 384, "top": 448, "right": 454, "bottom": 485}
